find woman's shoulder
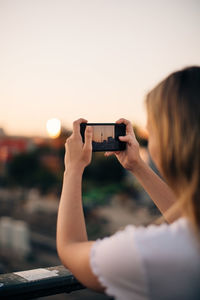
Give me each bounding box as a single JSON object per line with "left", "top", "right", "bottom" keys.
{"left": 98, "top": 217, "right": 199, "bottom": 265}
{"left": 101, "top": 217, "right": 191, "bottom": 249}
{"left": 90, "top": 218, "right": 190, "bottom": 280}
{"left": 131, "top": 217, "right": 200, "bottom": 266}
{"left": 132, "top": 217, "right": 190, "bottom": 243}
{"left": 130, "top": 220, "right": 200, "bottom": 300}
{"left": 91, "top": 217, "right": 194, "bottom": 257}
{"left": 90, "top": 218, "right": 200, "bottom": 300}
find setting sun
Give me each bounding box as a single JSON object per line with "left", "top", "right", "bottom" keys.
{"left": 46, "top": 118, "right": 61, "bottom": 138}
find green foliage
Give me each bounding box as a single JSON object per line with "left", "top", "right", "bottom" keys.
{"left": 8, "top": 152, "right": 39, "bottom": 187}
{"left": 83, "top": 183, "right": 123, "bottom": 206}
{"left": 7, "top": 152, "right": 58, "bottom": 193}
{"left": 82, "top": 153, "right": 129, "bottom": 208}
{"left": 83, "top": 153, "right": 125, "bottom": 184}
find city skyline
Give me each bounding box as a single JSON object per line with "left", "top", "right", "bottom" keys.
{"left": 92, "top": 136, "right": 120, "bottom": 151}
{"left": 0, "top": 0, "right": 200, "bottom": 137}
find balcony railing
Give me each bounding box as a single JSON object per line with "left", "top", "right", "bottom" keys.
{"left": 0, "top": 265, "right": 85, "bottom": 299}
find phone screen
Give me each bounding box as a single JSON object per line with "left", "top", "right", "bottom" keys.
{"left": 80, "top": 123, "right": 126, "bottom": 152}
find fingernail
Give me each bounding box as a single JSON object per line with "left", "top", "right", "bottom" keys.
{"left": 87, "top": 126, "right": 93, "bottom": 133}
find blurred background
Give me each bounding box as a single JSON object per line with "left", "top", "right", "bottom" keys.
{"left": 0, "top": 0, "right": 200, "bottom": 298}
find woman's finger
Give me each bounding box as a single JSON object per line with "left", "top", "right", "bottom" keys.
{"left": 83, "top": 126, "right": 93, "bottom": 150}
{"left": 104, "top": 151, "right": 120, "bottom": 157}
{"left": 73, "top": 118, "right": 88, "bottom": 136}
{"left": 104, "top": 151, "right": 114, "bottom": 157}
{"left": 119, "top": 134, "right": 133, "bottom": 146}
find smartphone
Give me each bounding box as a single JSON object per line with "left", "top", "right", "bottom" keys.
{"left": 80, "top": 123, "right": 126, "bottom": 152}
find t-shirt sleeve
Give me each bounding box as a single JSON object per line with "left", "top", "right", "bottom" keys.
{"left": 90, "top": 225, "right": 148, "bottom": 300}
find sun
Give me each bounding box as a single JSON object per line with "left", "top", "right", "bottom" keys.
{"left": 46, "top": 118, "right": 61, "bottom": 138}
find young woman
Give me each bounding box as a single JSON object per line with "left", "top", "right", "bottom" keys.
{"left": 57, "top": 66, "right": 200, "bottom": 300}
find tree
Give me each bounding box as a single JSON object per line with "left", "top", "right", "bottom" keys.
{"left": 8, "top": 151, "right": 58, "bottom": 193}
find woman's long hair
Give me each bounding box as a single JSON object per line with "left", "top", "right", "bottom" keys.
{"left": 146, "top": 66, "right": 200, "bottom": 232}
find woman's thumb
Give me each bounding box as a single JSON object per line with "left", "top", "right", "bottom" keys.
{"left": 84, "top": 126, "right": 93, "bottom": 149}
{"left": 119, "top": 134, "right": 132, "bottom": 145}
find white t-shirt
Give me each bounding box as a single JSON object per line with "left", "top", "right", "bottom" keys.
{"left": 90, "top": 218, "right": 200, "bottom": 300}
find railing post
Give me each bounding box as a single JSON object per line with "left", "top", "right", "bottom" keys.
{"left": 0, "top": 265, "right": 85, "bottom": 299}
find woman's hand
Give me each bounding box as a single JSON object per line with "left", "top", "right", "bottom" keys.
{"left": 105, "top": 118, "right": 142, "bottom": 173}
{"left": 65, "top": 118, "right": 92, "bottom": 172}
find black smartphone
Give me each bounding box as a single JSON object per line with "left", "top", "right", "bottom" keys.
{"left": 80, "top": 123, "right": 126, "bottom": 152}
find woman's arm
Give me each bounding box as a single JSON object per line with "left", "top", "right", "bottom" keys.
{"left": 131, "top": 159, "right": 180, "bottom": 222}
{"left": 56, "top": 118, "right": 104, "bottom": 292}
{"left": 105, "top": 118, "right": 181, "bottom": 223}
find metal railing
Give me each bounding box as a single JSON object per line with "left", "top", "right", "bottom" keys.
{"left": 0, "top": 265, "right": 85, "bottom": 299}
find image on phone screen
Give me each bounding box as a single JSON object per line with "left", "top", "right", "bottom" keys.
{"left": 80, "top": 123, "right": 126, "bottom": 152}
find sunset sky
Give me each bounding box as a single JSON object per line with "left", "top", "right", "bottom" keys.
{"left": 0, "top": 0, "right": 200, "bottom": 137}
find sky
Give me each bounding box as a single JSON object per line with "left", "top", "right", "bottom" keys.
{"left": 0, "top": 0, "right": 200, "bottom": 137}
